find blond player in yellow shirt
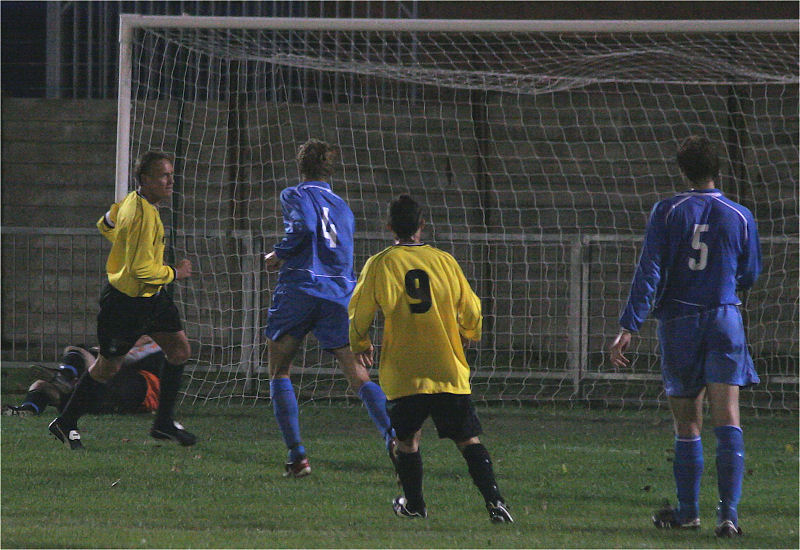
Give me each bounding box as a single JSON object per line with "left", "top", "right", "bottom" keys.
{"left": 50, "top": 151, "right": 195, "bottom": 449}
{"left": 349, "top": 194, "right": 512, "bottom": 523}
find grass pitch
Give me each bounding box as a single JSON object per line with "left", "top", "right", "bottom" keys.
{"left": 1, "top": 384, "right": 797, "bottom": 548}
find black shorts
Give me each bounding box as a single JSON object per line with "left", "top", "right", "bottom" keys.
{"left": 97, "top": 283, "right": 183, "bottom": 357}
{"left": 387, "top": 393, "right": 483, "bottom": 443}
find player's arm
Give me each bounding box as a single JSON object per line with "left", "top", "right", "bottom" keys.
{"left": 611, "top": 203, "right": 666, "bottom": 367}
{"left": 96, "top": 202, "right": 121, "bottom": 243}
{"left": 736, "top": 212, "right": 762, "bottom": 291}
{"left": 348, "top": 256, "right": 379, "bottom": 366}
{"left": 273, "top": 188, "right": 312, "bottom": 260}
{"left": 618, "top": 203, "right": 667, "bottom": 333}
{"left": 126, "top": 207, "right": 177, "bottom": 285}
{"left": 453, "top": 259, "right": 482, "bottom": 342}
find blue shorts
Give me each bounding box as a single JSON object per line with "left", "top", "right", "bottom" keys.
{"left": 657, "top": 305, "right": 760, "bottom": 397}
{"left": 264, "top": 287, "right": 349, "bottom": 350}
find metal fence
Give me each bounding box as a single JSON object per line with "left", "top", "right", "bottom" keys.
{"left": 3, "top": 226, "right": 797, "bottom": 410}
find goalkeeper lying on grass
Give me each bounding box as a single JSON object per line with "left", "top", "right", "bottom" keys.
{"left": 3, "top": 336, "right": 163, "bottom": 418}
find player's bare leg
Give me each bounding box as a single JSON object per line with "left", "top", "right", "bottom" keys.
{"left": 5, "top": 378, "right": 62, "bottom": 416}
{"left": 268, "top": 335, "right": 309, "bottom": 476}
{"left": 268, "top": 334, "right": 301, "bottom": 379}
{"left": 150, "top": 330, "right": 191, "bottom": 364}
{"left": 707, "top": 382, "right": 744, "bottom": 536}
{"left": 88, "top": 354, "right": 125, "bottom": 382}
{"left": 331, "top": 345, "right": 395, "bottom": 451}
{"left": 331, "top": 345, "right": 370, "bottom": 391}
{"left": 669, "top": 391, "right": 705, "bottom": 438}
{"left": 707, "top": 383, "right": 740, "bottom": 428}
{"left": 148, "top": 330, "right": 196, "bottom": 446}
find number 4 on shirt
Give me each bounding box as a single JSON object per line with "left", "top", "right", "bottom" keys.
{"left": 321, "top": 206, "right": 338, "bottom": 248}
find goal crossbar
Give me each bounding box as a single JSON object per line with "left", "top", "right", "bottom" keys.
{"left": 119, "top": 15, "right": 797, "bottom": 33}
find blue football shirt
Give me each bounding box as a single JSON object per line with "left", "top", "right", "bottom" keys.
{"left": 272, "top": 180, "right": 356, "bottom": 305}
{"left": 620, "top": 188, "right": 761, "bottom": 332}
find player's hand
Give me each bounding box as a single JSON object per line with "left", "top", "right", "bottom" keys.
{"left": 608, "top": 330, "right": 632, "bottom": 367}
{"left": 174, "top": 259, "right": 192, "bottom": 280}
{"left": 263, "top": 251, "right": 284, "bottom": 272}
{"left": 355, "top": 345, "right": 374, "bottom": 368}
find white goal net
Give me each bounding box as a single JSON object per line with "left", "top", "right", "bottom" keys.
{"left": 118, "top": 17, "right": 799, "bottom": 410}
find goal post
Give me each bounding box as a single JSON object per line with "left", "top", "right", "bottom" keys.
{"left": 116, "top": 16, "right": 799, "bottom": 409}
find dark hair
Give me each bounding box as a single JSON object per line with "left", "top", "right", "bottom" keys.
{"left": 134, "top": 150, "right": 173, "bottom": 185}
{"left": 676, "top": 136, "right": 720, "bottom": 184}
{"left": 297, "top": 139, "right": 337, "bottom": 180}
{"left": 388, "top": 194, "right": 423, "bottom": 239}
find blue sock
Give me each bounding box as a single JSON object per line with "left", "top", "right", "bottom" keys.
{"left": 20, "top": 401, "right": 41, "bottom": 414}
{"left": 715, "top": 425, "right": 744, "bottom": 525}
{"left": 673, "top": 436, "right": 703, "bottom": 523}
{"left": 357, "top": 381, "right": 395, "bottom": 448}
{"left": 59, "top": 349, "right": 84, "bottom": 382}
{"left": 270, "top": 378, "right": 305, "bottom": 462}
{"left": 59, "top": 364, "right": 79, "bottom": 379}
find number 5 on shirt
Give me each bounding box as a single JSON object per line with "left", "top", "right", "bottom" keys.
{"left": 688, "top": 223, "right": 709, "bottom": 271}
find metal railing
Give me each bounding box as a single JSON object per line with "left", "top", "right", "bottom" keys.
{"left": 3, "top": 226, "right": 797, "bottom": 409}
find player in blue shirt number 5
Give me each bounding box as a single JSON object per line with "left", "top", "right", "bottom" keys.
{"left": 263, "top": 139, "right": 395, "bottom": 478}
{"left": 609, "top": 135, "right": 761, "bottom": 538}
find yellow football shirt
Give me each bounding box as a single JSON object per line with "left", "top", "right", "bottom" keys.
{"left": 96, "top": 190, "right": 175, "bottom": 297}
{"left": 349, "top": 243, "right": 482, "bottom": 400}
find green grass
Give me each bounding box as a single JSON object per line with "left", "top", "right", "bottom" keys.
{"left": 1, "top": 385, "right": 797, "bottom": 548}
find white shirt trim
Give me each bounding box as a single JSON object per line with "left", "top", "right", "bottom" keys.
{"left": 283, "top": 266, "right": 357, "bottom": 283}
{"left": 670, "top": 298, "right": 704, "bottom": 307}
{"left": 665, "top": 191, "right": 722, "bottom": 223}
{"left": 301, "top": 184, "right": 337, "bottom": 196}
{"left": 103, "top": 211, "right": 116, "bottom": 228}
{"left": 711, "top": 196, "right": 750, "bottom": 241}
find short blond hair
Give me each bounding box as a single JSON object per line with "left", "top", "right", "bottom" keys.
{"left": 297, "top": 139, "right": 337, "bottom": 180}
{"left": 134, "top": 150, "right": 174, "bottom": 185}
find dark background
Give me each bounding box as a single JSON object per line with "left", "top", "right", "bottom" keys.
{"left": 2, "top": 1, "right": 797, "bottom": 98}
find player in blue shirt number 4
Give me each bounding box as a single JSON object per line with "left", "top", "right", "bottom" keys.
{"left": 263, "top": 139, "right": 395, "bottom": 479}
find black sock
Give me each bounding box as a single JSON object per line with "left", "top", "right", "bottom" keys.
{"left": 396, "top": 450, "right": 425, "bottom": 512}
{"left": 59, "top": 372, "right": 104, "bottom": 426}
{"left": 462, "top": 443, "right": 503, "bottom": 505}
{"left": 21, "top": 389, "right": 51, "bottom": 414}
{"left": 155, "top": 361, "right": 184, "bottom": 427}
